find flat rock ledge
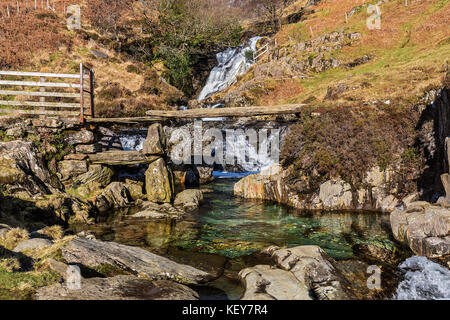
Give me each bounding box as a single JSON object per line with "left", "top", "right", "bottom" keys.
{"left": 390, "top": 202, "right": 450, "bottom": 258}
{"left": 239, "top": 245, "right": 356, "bottom": 300}
{"left": 36, "top": 276, "right": 198, "bottom": 300}
{"left": 62, "top": 237, "right": 212, "bottom": 285}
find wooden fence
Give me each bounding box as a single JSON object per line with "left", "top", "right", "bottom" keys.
{"left": 0, "top": 63, "right": 94, "bottom": 122}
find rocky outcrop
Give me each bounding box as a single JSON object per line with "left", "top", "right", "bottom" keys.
{"left": 239, "top": 246, "right": 355, "bottom": 300}
{"left": 234, "top": 164, "right": 399, "bottom": 212}
{"left": 0, "top": 140, "right": 58, "bottom": 197}
{"left": 390, "top": 202, "right": 450, "bottom": 258}
{"left": 174, "top": 189, "right": 203, "bottom": 212}
{"left": 37, "top": 276, "right": 199, "bottom": 300}
{"left": 61, "top": 237, "right": 212, "bottom": 285}
{"left": 145, "top": 158, "right": 174, "bottom": 203}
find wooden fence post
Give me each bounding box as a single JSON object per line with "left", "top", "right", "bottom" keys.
{"left": 80, "top": 63, "right": 84, "bottom": 123}
{"left": 40, "top": 76, "right": 46, "bottom": 119}
{"left": 89, "top": 70, "right": 95, "bottom": 118}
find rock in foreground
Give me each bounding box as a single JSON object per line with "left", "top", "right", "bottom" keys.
{"left": 36, "top": 276, "right": 199, "bottom": 300}
{"left": 239, "top": 246, "right": 356, "bottom": 300}
{"left": 62, "top": 237, "right": 211, "bottom": 285}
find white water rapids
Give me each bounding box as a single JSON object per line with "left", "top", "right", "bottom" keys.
{"left": 395, "top": 256, "right": 450, "bottom": 300}
{"left": 198, "top": 37, "right": 261, "bottom": 101}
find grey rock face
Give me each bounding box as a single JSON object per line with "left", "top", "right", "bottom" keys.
{"left": 73, "top": 165, "right": 114, "bottom": 187}
{"left": 390, "top": 202, "right": 450, "bottom": 258}
{"left": 36, "top": 276, "right": 199, "bottom": 300}
{"left": 62, "top": 237, "right": 212, "bottom": 285}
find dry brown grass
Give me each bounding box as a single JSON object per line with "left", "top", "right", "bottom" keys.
{"left": 38, "top": 226, "right": 64, "bottom": 241}
{"left": 0, "top": 228, "right": 29, "bottom": 250}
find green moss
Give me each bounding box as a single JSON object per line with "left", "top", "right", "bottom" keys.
{"left": 0, "top": 267, "right": 60, "bottom": 300}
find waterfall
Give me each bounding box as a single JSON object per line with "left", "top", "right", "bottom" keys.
{"left": 119, "top": 132, "right": 146, "bottom": 151}
{"left": 198, "top": 37, "right": 261, "bottom": 101}
{"left": 395, "top": 256, "right": 450, "bottom": 300}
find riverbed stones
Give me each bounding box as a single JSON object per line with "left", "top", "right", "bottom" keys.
{"left": 142, "top": 123, "right": 166, "bottom": 156}
{"left": 239, "top": 245, "right": 356, "bottom": 300}
{"left": 130, "top": 202, "right": 185, "bottom": 220}
{"left": 174, "top": 189, "right": 203, "bottom": 212}
{"left": 145, "top": 158, "right": 174, "bottom": 203}
{"left": 36, "top": 276, "right": 199, "bottom": 300}
{"left": 390, "top": 202, "right": 450, "bottom": 258}
{"left": 61, "top": 237, "right": 211, "bottom": 285}
{"left": 124, "top": 179, "right": 145, "bottom": 201}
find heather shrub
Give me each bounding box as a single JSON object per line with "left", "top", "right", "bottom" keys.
{"left": 281, "top": 104, "right": 422, "bottom": 189}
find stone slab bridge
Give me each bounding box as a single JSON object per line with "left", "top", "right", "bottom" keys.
{"left": 85, "top": 104, "right": 304, "bottom": 166}
{"left": 85, "top": 104, "right": 305, "bottom": 124}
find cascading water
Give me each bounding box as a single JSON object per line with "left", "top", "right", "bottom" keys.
{"left": 119, "top": 133, "right": 146, "bottom": 151}
{"left": 198, "top": 37, "right": 261, "bottom": 101}
{"left": 395, "top": 256, "right": 450, "bottom": 300}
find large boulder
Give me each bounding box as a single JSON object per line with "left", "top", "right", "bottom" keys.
{"left": 239, "top": 246, "right": 356, "bottom": 300}
{"left": 174, "top": 189, "right": 203, "bottom": 212}
{"left": 142, "top": 123, "right": 166, "bottom": 156}
{"left": 390, "top": 202, "right": 450, "bottom": 258}
{"left": 145, "top": 158, "right": 174, "bottom": 203}
{"left": 36, "top": 276, "right": 199, "bottom": 300}
{"left": 61, "top": 237, "right": 212, "bottom": 285}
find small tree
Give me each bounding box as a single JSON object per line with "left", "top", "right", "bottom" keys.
{"left": 86, "top": 0, "right": 132, "bottom": 43}
{"left": 260, "top": 0, "right": 293, "bottom": 32}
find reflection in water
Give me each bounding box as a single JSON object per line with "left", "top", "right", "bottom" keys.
{"left": 73, "top": 179, "right": 395, "bottom": 261}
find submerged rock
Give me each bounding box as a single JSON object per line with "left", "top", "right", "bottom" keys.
{"left": 36, "top": 276, "right": 199, "bottom": 300}
{"left": 62, "top": 237, "right": 212, "bottom": 285}
{"left": 174, "top": 189, "right": 204, "bottom": 212}
{"left": 130, "top": 202, "right": 185, "bottom": 220}
{"left": 239, "top": 245, "right": 356, "bottom": 300}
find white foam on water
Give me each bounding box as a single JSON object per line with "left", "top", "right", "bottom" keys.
{"left": 395, "top": 256, "right": 450, "bottom": 300}
{"left": 119, "top": 134, "right": 146, "bottom": 151}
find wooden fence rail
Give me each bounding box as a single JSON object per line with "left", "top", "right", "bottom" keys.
{"left": 0, "top": 63, "right": 95, "bottom": 122}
